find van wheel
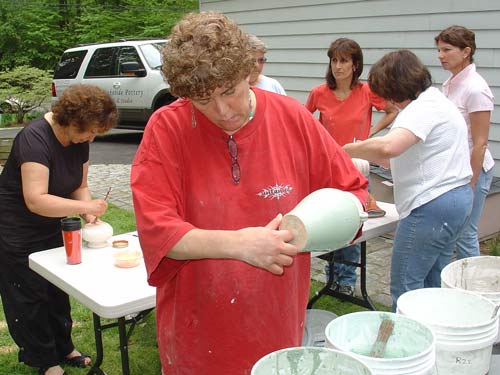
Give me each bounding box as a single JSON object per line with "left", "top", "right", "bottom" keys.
{"left": 154, "top": 94, "right": 177, "bottom": 110}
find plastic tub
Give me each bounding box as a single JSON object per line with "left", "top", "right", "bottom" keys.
{"left": 397, "top": 287, "right": 498, "bottom": 375}
{"left": 325, "top": 311, "right": 436, "bottom": 375}
{"left": 252, "top": 346, "right": 374, "bottom": 375}
{"left": 441, "top": 256, "right": 500, "bottom": 343}
{"left": 113, "top": 249, "right": 142, "bottom": 268}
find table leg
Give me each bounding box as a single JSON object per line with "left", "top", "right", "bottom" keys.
{"left": 308, "top": 241, "right": 376, "bottom": 311}
{"left": 358, "top": 241, "right": 376, "bottom": 310}
{"left": 86, "top": 313, "right": 107, "bottom": 375}
{"left": 118, "top": 317, "right": 130, "bottom": 375}
{"left": 86, "top": 309, "right": 154, "bottom": 375}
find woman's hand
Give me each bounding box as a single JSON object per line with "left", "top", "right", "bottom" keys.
{"left": 167, "top": 214, "right": 299, "bottom": 275}
{"left": 237, "top": 214, "right": 299, "bottom": 275}
{"left": 80, "top": 213, "right": 101, "bottom": 224}
{"left": 83, "top": 198, "right": 108, "bottom": 217}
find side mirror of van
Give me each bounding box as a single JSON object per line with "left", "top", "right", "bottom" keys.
{"left": 120, "top": 61, "right": 146, "bottom": 77}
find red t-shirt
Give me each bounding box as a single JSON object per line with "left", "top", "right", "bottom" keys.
{"left": 131, "top": 88, "right": 368, "bottom": 374}
{"left": 305, "top": 82, "right": 387, "bottom": 145}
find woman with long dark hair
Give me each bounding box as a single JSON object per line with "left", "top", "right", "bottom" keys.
{"left": 305, "top": 38, "right": 398, "bottom": 296}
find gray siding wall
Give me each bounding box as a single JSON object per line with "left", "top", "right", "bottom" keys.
{"left": 200, "top": 0, "right": 500, "bottom": 176}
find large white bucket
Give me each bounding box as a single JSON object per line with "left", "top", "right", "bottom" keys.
{"left": 325, "top": 311, "right": 436, "bottom": 375}
{"left": 251, "top": 346, "right": 374, "bottom": 375}
{"left": 397, "top": 288, "right": 498, "bottom": 375}
{"left": 441, "top": 256, "right": 500, "bottom": 344}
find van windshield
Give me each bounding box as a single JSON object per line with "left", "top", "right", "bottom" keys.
{"left": 140, "top": 42, "right": 165, "bottom": 69}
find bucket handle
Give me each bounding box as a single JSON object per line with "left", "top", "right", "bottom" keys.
{"left": 492, "top": 303, "right": 500, "bottom": 319}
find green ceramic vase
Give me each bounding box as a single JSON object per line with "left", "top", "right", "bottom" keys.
{"left": 279, "top": 188, "right": 368, "bottom": 252}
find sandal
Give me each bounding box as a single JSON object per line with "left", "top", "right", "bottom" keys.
{"left": 62, "top": 352, "right": 91, "bottom": 368}
{"left": 366, "top": 193, "right": 386, "bottom": 218}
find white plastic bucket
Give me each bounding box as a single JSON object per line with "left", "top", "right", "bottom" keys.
{"left": 397, "top": 288, "right": 499, "bottom": 375}
{"left": 325, "top": 311, "right": 436, "bottom": 375}
{"left": 441, "top": 256, "right": 500, "bottom": 343}
{"left": 251, "top": 346, "right": 374, "bottom": 375}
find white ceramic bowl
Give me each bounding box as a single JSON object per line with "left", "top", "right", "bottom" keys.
{"left": 82, "top": 221, "right": 113, "bottom": 248}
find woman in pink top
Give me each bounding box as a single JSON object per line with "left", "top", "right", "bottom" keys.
{"left": 305, "top": 38, "right": 397, "bottom": 296}
{"left": 435, "top": 26, "right": 495, "bottom": 259}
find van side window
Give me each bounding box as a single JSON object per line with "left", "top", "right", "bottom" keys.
{"left": 118, "top": 47, "right": 144, "bottom": 75}
{"left": 84, "top": 47, "right": 119, "bottom": 78}
{"left": 54, "top": 50, "right": 88, "bottom": 79}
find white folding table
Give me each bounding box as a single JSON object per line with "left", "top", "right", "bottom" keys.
{"left": 308, "top": 201, "right": 399, "bottom": 310}
{"left": 29, "top": 231, "right": 155, "bottom": 375}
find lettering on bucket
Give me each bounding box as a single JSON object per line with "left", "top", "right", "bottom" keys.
{"left": 455, "top": 356, "right": 472, "bottom": 365}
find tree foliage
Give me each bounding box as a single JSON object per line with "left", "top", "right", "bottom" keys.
{"left": 0, "top": 66, "right": 53, "bottom": 123}
{"left": 0, "top": 0, "right": 197, "bottom": 123}
{"left": 0, "top": 0, "right": 198, "bottom": 71}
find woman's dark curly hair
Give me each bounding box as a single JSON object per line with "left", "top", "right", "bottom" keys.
{"left": 325, "top": 38, "right": 363, "bottom": 90}
{"left": 435, "top": 25, "right": 476, "bottom": 63}
{"left": 368, "top": 50, "right": 432, "bottom": 103}
{"left": 52, "top": 84, "right": 117, "bottom": 133}
{"left": 161, "top": 11, "right": 255, "bottom": 99}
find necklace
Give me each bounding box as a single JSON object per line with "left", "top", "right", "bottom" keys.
{"left": 245, "top": 90, "right": 255, "bottom": 123}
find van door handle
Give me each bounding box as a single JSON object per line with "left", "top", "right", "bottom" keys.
{"left": 112, "top": 82, "right": 121, "bottom": 89}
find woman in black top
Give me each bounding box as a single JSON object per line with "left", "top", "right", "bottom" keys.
{"left": 0, "top": 84, "right": 117, "bottom": 375}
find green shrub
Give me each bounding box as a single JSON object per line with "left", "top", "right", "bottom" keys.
{"left": 486, "top": 235, "right": 500, "bottom": 256}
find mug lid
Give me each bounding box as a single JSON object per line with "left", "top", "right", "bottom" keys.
{"left": 61, "top": 217, "right": 82, "bottom": 231}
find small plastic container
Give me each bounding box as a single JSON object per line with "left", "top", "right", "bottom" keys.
{"left": 113, "top": 249, "right": 142, "bottom": 268}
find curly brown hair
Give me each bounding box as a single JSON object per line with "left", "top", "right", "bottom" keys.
{"left": 52, "top": 84, "right": 117, "bottom": 133}
{"left": 326, "top": 38, "right": 363, "bottom": 90}
{"left": 368, "top": 50, "right": 432, "bottom": 103}
{"left": 435, "top": 25, "right": 476, "bottom": 63}
{"left": 161, "top": 11, "right": 255, "bottom": 99}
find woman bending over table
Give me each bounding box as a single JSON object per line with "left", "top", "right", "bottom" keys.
{"left": 0, "top": 85, "right": 117, "bottom": 375}
{"left": 344, "top": 50, "right": 473, "bottom": 311}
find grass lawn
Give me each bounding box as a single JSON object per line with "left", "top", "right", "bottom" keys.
{"left": 0, "top": 203, "right": 389, "bottom": 374}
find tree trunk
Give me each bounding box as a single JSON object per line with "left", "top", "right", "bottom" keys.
{"left": 59, "top": 0, "right": 69, "bottom": 29}
{"left": 16, "top": 110, "right": 25, "bottom": 124}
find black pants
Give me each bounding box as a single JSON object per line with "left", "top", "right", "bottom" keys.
{"left": 0, "top": 244, "right": 74, "bottom": 369}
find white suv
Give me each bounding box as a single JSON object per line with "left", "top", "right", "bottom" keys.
{"left": 51, "top": 39, "right": 176, "bottom": 130}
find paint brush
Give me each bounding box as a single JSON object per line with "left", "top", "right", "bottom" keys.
{"left": 93, "top": 187, "right": 112, "bottom": 223}
{"left": 369, "top": 317, "right": 395, "bottom": 358}
{"left": 103, "top": 186, "right": 112, "bottom": 201}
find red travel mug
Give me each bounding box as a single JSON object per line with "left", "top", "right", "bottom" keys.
{"left": 61, "top": 217, "right": 82, "bottom": 265}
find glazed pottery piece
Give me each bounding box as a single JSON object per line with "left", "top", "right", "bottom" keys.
{"left": 82, "top": 221, "right": 113, "bottom": 248}
{"left": 279, "top": 188, "right": 368, "bottom": 252}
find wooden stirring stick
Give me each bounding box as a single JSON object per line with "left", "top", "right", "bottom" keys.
{"left": 369, "top": 317, "right": 395, "bottom": 358}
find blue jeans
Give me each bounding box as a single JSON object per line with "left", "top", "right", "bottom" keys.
{"left": 455, "top": 168, "right": 493, "bottom": 259}
{"left": 324, "top": 244, "right": 360, "bottom": 287}
{"left": 390, "top": 184, "right": 473, "bottom": 311}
